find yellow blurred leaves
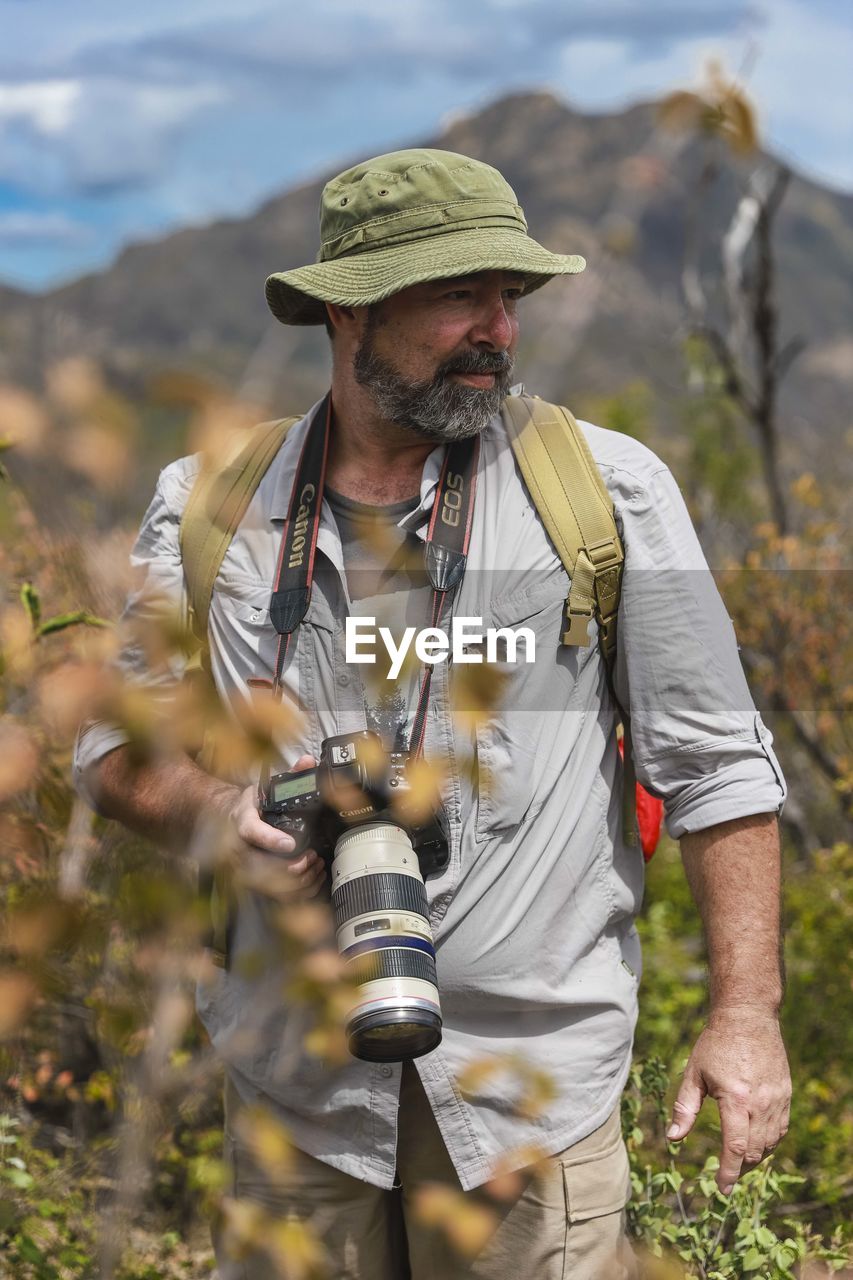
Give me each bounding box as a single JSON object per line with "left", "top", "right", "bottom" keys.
{"left": 390, "top": 754, "right": 447, "bottom": 829}
{"left": 0, "top": 359, "right": 136, "bottom": 493}
{"left": 0, "top": 969, "right": 39, "bottom": 1035}
{"left": 3, "top": 894, "right": 77, "bottom": 957}
{"left": 276, "top": 901, "right": 335, "bottom": 948}
{"left": 235, "top": 1106, "right": 294, "bottom": 1182}
{"left": 46, "top": 357, "right": 104, "bottom": 415}
{"left": 412, "top": 1182, "right": 497, "bottom": 1258}
{"left": 299, "top": 947, "right": 345, "bottom": 985}
{"left": 0, "top": 813, "right": 41, "bottom": 875}
{"left": 221, "top": 1195, "right": 327, "bottom": 1280}
{"left": 37, "top": 660, "right": 118, "bottom": 738}
{"left": 1, "top": 605, "right": 37, "bottom": 681}
{"left": 790, "top": 472, "right": 822, "bottom": 510}
{"left": 52, "top": 358, "right": 135, "bottom": 491}
{"left": 63, "top": 421, "right": 132, "bottom": 491}
{"left": 0, "top": 385, "right": 49, "bottom": 455}
{"left": 224, "top": 684, "right": 305, "bottom": 776}
{"left": 450, "top": 659, "right": 510, "bottom": 733}
{"left": 301, "top": 1024, "right": 350, "bottom": 1063}
{"left": 659, "top": 60, "right": 759, "bottom": 156}
{"left": 456, "top": 1052, "right": 558, "bottom": 1120}
{"left": 0, "top": 720, "right": 38, "bottom": 800}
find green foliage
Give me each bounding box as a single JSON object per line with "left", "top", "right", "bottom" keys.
{"left": 577, "top": 381, "right": 655, "bottom": 445}
{"left": 36, "top": 611, "right": 111, "bottom": 638}
{"left": 0, "top": 267, "right": 850, "bottom": 1274}
{"left": 623, "top": 1063, "right": 849, "bottom": 1278}
{"left": 680, "top": 355, "right": 758, "bottom": 521}
{"left": 630, "top": 837, "right": 853, "bottom": 1275}
{"left": 19, "top": 583, "right": 41, "bottom": 631}
{"left": 19, "top": 580, "right": 109, "bottom": 639}
{"left": 0, "top": 1113, "right": 96, "bottom": 1278}
{"left": 0, "top": 1113, "right": 216, "bottom": 1278}
{"left": 778, "top": 843, "right": 853, "bottom": 1204}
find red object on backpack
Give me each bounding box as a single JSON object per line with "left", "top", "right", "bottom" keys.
{"left": 618, "top": 739, "right": 664, "bottom": 861}
{"left": 635, "top": 780, "right": 664, "bottom": 861}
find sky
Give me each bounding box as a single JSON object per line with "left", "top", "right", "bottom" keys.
{"left": 1, "top": 0, "right": 851, "bottom": 291}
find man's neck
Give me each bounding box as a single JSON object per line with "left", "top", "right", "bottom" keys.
{"left": 325, "top": 377, "right": 435, "bottom": 507}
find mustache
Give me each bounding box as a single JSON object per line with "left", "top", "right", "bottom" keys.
{"left": 437, "top": 350, "right": 514, "bottom": 378}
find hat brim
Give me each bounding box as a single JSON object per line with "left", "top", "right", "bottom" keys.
{"left": 265, "top": 227, "right": 586, "bottom": 325}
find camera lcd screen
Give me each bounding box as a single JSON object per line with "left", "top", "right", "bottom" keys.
{"left": 273, "top": 774, "right": 316, "bottom": 802}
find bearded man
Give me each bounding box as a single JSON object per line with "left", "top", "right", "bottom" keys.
{"left": 75, "top": 149, "right": 790, "bottom": 1280}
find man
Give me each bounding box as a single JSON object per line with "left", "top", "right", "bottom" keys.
{"left": 75, "top": 149, "right": 791, "bottom": 1279}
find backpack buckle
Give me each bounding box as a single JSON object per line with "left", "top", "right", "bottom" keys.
{"left": 562, "top": 606, "right": 593, "bottom": 647}
{"left": 586, "top": 537, "right": 623, "bottom": 570}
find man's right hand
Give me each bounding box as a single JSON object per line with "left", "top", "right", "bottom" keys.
{"left": 220, "top": 755, "right": 327, "bottom": 902}
{"left": 90, "top": 745, "right": 327, "bottom": 900}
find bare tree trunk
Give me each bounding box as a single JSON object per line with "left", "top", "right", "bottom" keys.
{"left": 750, "top": 166, "right": 791, "bottom": 533}
{"left": 689, "top": 159, "right": 798, "bottom": 534}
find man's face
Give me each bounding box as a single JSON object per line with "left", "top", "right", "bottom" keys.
{"left": 352, "top": 270, "right": 523, "bottom": 441}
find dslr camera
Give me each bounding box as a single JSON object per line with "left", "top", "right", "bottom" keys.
{"left": 259, "top": 731, "right": 449, "bottom": 1063}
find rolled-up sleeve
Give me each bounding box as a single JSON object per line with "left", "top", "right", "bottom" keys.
{"left": 72, "top": 456, "right": 198, "bottom": 808}
{"left": 611, "top": 462, "right": 786, "bottom": 838}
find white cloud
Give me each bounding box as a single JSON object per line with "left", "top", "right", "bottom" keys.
{"left": 0, "top": 77, "right": 224, "bottom": 193}
{"left": 0, "top": 80, "right": 81, "bottom": 135}
{"left": 548, "top": 5, "right": 853, "bottom": 191}
{"left": 0, "top": 211, "right": 91, "bottom": 243}
{"left": 2, "top": 0, "right": 845, "bottom": 204}
{"left": 0, "top": 0, "right": 850, "bottom": 288}
{"left": 745, "top": 0, "right": 853, "bottom": 186}
{"left": 66, "top": 81, "right": 224, "bottom": 188}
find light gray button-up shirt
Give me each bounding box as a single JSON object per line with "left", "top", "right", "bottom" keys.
{"left": 74, "top": 398, "right": 785, "bottom": 1191}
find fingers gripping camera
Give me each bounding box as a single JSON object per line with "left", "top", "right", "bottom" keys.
{"left": 259, "top": 731, "right": 449, "bottom": 1063}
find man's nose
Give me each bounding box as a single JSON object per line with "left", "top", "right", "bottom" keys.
{"left": 468, "top": 297, "right": 515, "bottom": 351}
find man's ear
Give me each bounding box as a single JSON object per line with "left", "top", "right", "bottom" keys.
{"left": 325, "top": 302, "right": 359, "bottom": 338}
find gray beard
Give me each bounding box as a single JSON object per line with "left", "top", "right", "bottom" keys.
{"left": 353, "top": 337, "right": 515, "bottom": 442}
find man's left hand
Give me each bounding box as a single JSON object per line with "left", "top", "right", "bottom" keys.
{"left": 666, "top": 1007, "right": 792, "bottom": 1195}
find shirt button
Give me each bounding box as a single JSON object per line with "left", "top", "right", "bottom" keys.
{"left": 337, "top": 672, "right": 350, "bottom": 687}
{"left": 380, "top": 1065, "right": 393, "bottom": 1078}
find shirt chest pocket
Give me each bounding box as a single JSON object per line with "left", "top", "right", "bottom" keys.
{"left": 207, "top": 574, "right": 280, "bottom": 688}
{"left": 207, "top": 574, "right": 339, "bottom": 730}
{"left": 464, "top": 576, "right": 597, "bottom": 839}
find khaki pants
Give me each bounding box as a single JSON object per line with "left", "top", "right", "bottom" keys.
{"left": 214, "top": 1064, "right": 635, "bottom": 1280}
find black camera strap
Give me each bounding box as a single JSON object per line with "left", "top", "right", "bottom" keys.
{"left": 268, "top": 393, "right": 332, "bottom": 694}
{"left": 408, "top": 435, "right": 479, "bottom": 756}
{"left": 266, "top": 392, "right": 479, "bottom": 763}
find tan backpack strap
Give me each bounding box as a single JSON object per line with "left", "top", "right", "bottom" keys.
{"left": 502, "top": 395, "right": 623, "bottom": 663}
{"left": 180, "top": 415, "right": 300, "bottom": 640}
{"left": 503, "top": 394, "right": 638, "bottom": 847}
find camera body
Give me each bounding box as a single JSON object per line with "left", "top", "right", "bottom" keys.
{"left": 259, "top": 730, "right": 449, "bottom": 876}
{"left": 258, "top": 731, "right": 448, "bottom": 1062}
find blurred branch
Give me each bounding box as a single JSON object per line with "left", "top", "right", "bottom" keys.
{"left": 689, "top": 163, "right": 795, "bottom": 534}
{"left": 99, "top": 963, "right": 194, "bottom": 1279}
{"left": 59, "top": 797, "right": 97, "bottom": 900}
{"left": 693, "top": 323, "right": 754, "bottom": 412}
{"left": 665, "top": 61, "right": 798, "bottom": 536}
{"left": 749, "top": 164, "right": 792, "bottom": 536}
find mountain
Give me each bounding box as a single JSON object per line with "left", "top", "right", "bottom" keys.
{"left": 2, "top": 91, "right": 851, "bottom": 481}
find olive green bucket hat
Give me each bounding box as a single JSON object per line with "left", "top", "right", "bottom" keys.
{"left": 265, "top": 148, "right": 586, "bottom": 325}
